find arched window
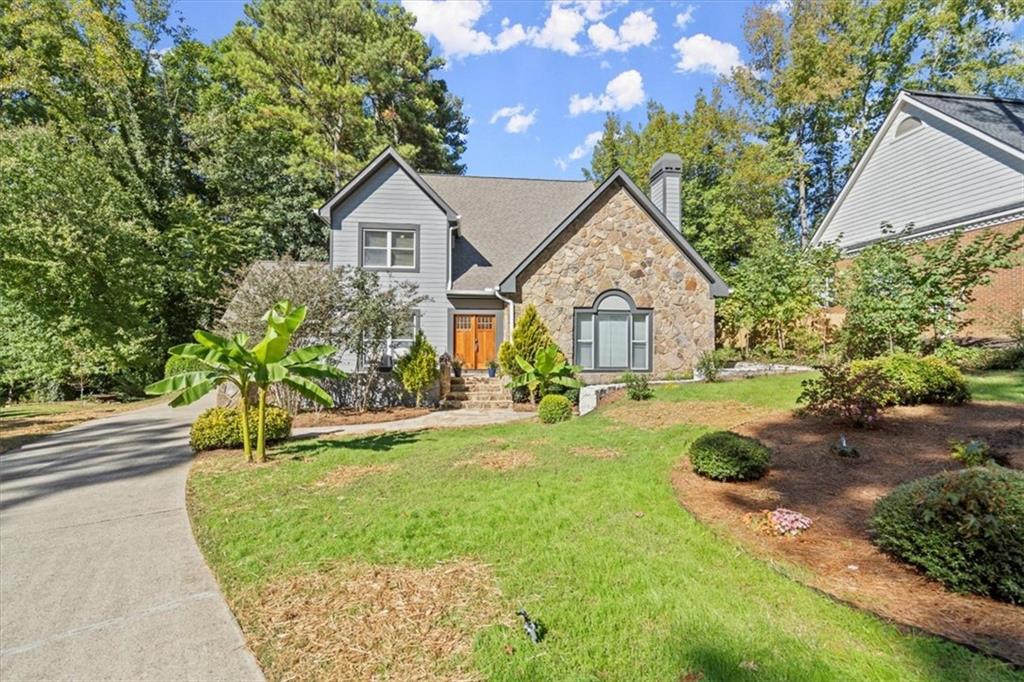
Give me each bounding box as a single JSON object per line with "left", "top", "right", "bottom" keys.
{"left": 574, "top": 291, "right": 651, "bottom": 372}
{"left": 894, "top": 116, "right": 922, "bottom": 139}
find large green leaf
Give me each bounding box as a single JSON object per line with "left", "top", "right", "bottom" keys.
{"left": 145, "top": 371, "right": 217, "bottom": 396}
{"left": 515, "top": 356, "right": 534, "bottom": 373}
{"left": 551, "top": 376, "right": 582, "bottom": 389}
{"left": 281, "top": 345, "right": 337, "bottom": 366}
{"left": 283, "top": 375, "right": 334, "bottom": 407}
{"left": 168, "top": 380, "right": 215, "bottom": 407}
{"left": 289, "top": 363, "right": 346, "bottom": 381}
{"left": 264, "top": 363, "right": 288, "bottom": 382}
{"left": 251, "top": 328, "right": 290, "bottom": 365}
{"left": 194, "top": 329, "right": 231, "bottom": 351}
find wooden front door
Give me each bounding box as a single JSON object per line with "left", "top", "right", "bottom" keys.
{"left": 453, "top": 314, "right": 497, "bottom": 370}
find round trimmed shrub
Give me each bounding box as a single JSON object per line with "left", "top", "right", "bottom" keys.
{"left": 164, "top": 354, "right": 208, "bottom": 379}
{"left": 851, "top": 353, "right": 969, "bottom": 406}
{"left": 689, "top": 431, "right": 770, "bottom": 481}
{"left": 189, "top": 406, "right": 292, "bottom": 452}
{"left": 871, "top": 466, "right": 1024, "bottom": 604}
{"left": 537, "top": 394, "right": 573, "bottom": 424}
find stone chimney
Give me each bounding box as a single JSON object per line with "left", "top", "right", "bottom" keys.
{"left": 649, "top": 153, "right": 682, "bottom": 231}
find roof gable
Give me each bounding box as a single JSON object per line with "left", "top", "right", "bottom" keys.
{"left": 809, "top": 90, "right": 1024, "bottom": 249}
{"left": 499, "top": 170, "right": 730, "bottom": 297}
{"left": 317, "top": 147, "right": 458, "bottom": 223}
{"left": 905, "top": 90, "right": 1024, "bottom": 151}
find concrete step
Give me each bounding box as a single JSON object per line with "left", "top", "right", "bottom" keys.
{"left": 445, "top": 390, "right": 509, "bottom": 401}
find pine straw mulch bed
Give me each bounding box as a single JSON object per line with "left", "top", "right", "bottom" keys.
{"left": 292, "top": 407, "right": 431, "bottom": 428}
{"left": 606, "top": 397, "right": 781, "bottom": 431}
{"left": 314, "top": 464, "right": 398, "bottom": 488}
{"left": 672, "top": 400, "right": 1024, "bottom": 665}
{"left": 237, "top": 559, "right": 510, "bottom": 681}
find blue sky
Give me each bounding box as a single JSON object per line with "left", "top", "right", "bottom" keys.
{"left": 168, "top": 1, "right": 774, "bottom": 178}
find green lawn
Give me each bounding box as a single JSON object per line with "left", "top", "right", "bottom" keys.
{"left": 188, "top": 374, "right": 1018, "bottom": 681}
{"left": 966, "top": 370, "right": 1024, "bottom": 404}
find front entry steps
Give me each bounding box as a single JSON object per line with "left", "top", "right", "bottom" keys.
{"left": 441, "top": 375, "right": 513, "bottom": 410}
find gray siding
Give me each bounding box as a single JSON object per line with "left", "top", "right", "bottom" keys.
{"left": 816, "top": 102, "right": 1024, "bottom": 251}
{"left": 329, "top": 159, "right": 451, "bottom": 370}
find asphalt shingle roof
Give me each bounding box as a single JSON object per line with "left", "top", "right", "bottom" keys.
{"left": 905, "top": 90, "right": 1024, "bottom": 151}
{"left": 420, "top": 174, "right": 594, "bottom": 291}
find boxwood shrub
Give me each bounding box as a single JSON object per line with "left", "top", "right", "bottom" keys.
{"left": 871, "top": 466, "right": 1024, "bottom": 604}
{"left": 689, "top": 431, "right": 771, "bottom": 481}
{"left": 189, "top": 406, "right": 292, "bottom": 452}
{"left": 537, "top": 394, "right": 573, "bottom": 424}
{"left": 164, "top": 354, "right": 209, "bottom": 379}
{"left": 851, "top": 353, "right": 969, "bottom": 406}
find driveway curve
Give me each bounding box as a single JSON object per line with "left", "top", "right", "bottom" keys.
{"left": 0, "top": 397, "right": 263, "bottom": 681}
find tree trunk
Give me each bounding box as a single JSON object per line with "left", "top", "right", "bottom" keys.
{"left": 255, "top": 387, "right": 267, "bottom": 463}
{"left": 796, "top": 132, "right": 810, "bottom": 247}
{"left": 238, "top": 384, "right": 253, "bottom": 463}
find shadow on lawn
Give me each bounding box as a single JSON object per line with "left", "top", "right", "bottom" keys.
{"left": 290, "top": 430, "right": 426, "bottom": 455}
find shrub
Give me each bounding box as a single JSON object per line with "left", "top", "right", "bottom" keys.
{"left": 852, "top": 353, "right": 969, "bottom": 406}
{"left": 189, "top": 406, "right": 292, "bottom": 452}
{"left": 499, "top": 304, "right": 554, "bottom": 381}
{"left": 164, "top": 354, "right": 208, "bottom": 379}
{"left": 949, "top": 439, "right": 996, "bottom": 467}
{"left": 871, "top": 466, "right": 1024, "bottom": 604}
{"left": 696, "top": 348, "right": 732, "bottom": 382}
{"left": 537, "top": 394, "right": 573, "bottom": 424}
{"left": 689, "top": 431, "right": 771, "bottom": 481}
{"left": 393, "top": 330, "right": 438, "bottom": 407}
{"left": 621, "top": 372, "right": 653, "bottom": 400}
{"left": 797, "top": 363, "right": 891, "bottom": 427}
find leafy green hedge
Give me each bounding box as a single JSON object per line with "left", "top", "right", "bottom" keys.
{"left": 189, "top": 406, "right": 292, "bottom": 452}
{"left": 871, "top": 466, "right": 1024, "bottom": 604}
{"left": 851, "top": 353, "right": 969, "bottom": 406}
{"left": 164, "top": 354, "right": 209, "bottom": 379}
{"left": 537, "top": 394, "right": 573, "bottom": 424}
{"left": 689, "top": 431, "right": 771, "bottom": 481}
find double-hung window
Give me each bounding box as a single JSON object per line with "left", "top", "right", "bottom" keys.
{"left": 574, "top": 291, "right": 651, "bottom": 372}
{"left": 361, "top": 225, "right": 417, "bottom": 270}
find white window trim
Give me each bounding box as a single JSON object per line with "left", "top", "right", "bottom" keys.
{"left": 359, "top": 224, "right": 419, "bottom": 272}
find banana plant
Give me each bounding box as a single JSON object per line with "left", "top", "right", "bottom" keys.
{"left": 507, "top": 344, "right": 581, "bottom": 404}
{"left": 145, "top": 301, "right": 345, "bottom": 462}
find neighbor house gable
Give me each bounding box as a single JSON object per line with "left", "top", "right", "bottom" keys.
{"left": 499, "top": 170, "right": 730, "bottom": 297}
{"left": 810, "top": 91, "right": 1024, "bottom": 252}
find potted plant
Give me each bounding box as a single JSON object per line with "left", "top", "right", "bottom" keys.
{"left": 452, "top": 355, "right": 464, "bottom": 378}
{"left": 487, "top": 359, "right": 499, "bottom": 378}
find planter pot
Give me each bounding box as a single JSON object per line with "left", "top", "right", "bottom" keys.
{"left": 453, "top": 367, "right": 463, "bottom": 378}
{"left": 487, "top": 366, "right": 497, "bottom": 378}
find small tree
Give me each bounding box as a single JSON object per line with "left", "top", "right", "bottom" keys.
{"left": 146, "top": 301, "right": 345, "bottom": 462}
{"left": 394, "top": 330, "right": 438, "bottom": 407}
{"left": 337, "top": 269, "right": 427, "bottom": 411}
{"left": 499, "top": 304, "right": 555, "bottom": 378}
{"left": 841, "top": 226, "right": 1024, "bottom": 357}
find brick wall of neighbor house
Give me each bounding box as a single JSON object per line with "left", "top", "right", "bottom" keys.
{"left": 514, "top": 184, "right": 715, "bottom": 381}
{"left": 829, "top": 218, "right": 1024, "bottom": 341}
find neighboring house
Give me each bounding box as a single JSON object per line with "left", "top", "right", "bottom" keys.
{"left": 318, "top": 148, "right": 728, "bottom": 381}
{"left": 810, "top": 90, "right": 1024, "bottom": 340}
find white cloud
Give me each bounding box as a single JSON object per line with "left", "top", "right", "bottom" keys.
{"left": 599, "top": 59, "right": 611, "bottom": 69}
{"left": 766, "top": 0, "right": 791, "bottom": 14}
{"left": 490, "top": 104, "right": 537, "bottom": 133}
{"left": 526, "top": 2, "right": 587, "bottom": 55}
{"left": 673, "top": 34, "right": 743, "bottom": 76}
{"left": 568, "top": 130, "right": 603, "bottom": 160}
{"left": 569, "top": 69, "right": 645, "bottom": 116}
{"left": 495, "top": 17, "right": 528, "bottom": 50}
{"left": 554, "top": 157, "right": 569, "bottom": 171}
{"left": 587, "top": 10, "right": 657, "bottom": 53}
{"left": 401, "top": 0, "right": 497, "bottom": 58}
{"left": 675, "top": 5, "right": 695, "bottom": 28}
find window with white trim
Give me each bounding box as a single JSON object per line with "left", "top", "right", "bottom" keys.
{"left": 362, "top": 228, "right": 416, "bottom": 269}
{"left": 574, "top": 291, "right": 651, "bottom": 372}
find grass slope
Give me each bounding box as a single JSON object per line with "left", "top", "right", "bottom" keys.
{"left": 188, "top": 374, "right": 1018, "bottom": 681}
{"left": 0, "top": 397, "right": 164, "bottom": 454}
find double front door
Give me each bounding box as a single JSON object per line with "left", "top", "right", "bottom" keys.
{"left": 453, "top": 314, "right": 496, "bottom": 370}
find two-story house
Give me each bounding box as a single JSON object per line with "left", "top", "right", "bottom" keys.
{"left": 318, "top": 148, "right": 728, "bottom": 381}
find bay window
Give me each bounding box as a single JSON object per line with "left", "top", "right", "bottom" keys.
{"left": 574, "top": 291, "right": 651, "bottom": 372}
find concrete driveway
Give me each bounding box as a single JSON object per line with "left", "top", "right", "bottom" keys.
{"left": 0, "top": 397, "right": 263, "bottom": 681}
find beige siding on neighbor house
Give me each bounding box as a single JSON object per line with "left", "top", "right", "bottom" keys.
{"left": 513, "top": 184, "right": 715, "bottom": 381}
{"left": 816, "top": 102, "right": 1024, "bottom": 251}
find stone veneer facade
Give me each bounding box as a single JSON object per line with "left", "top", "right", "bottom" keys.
{"left": 512, "top": 183, "right": 715, "bottom": 381}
